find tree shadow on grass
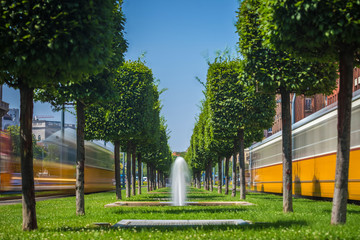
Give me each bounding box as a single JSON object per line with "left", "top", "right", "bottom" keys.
{"left": 127, "top": 194, "right": 234, "bottom": 201}
{"left": 322, "top": 209, "right": 360, "bottom": 215}
{"left": 246, "top": 194, "right": 282, "bottom": 201}
{"left": 110, "top": 206, "right": 248, "bottom": 215}
{"left": 187, "top": 195, "right": 230, "bottom": 200}
{"left": 53, "top": 219, "right": 307, "bottom": 233}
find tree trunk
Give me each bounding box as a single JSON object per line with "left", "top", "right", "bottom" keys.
{"left": 225, "top": 156, "right": 230, "bottom": 195}
{"left": 281, "top": 89, "right": 293, "bottom": 212}
{"left": 232, "top": 151, "right": 237, "bottom": 197}
{"left": 159, "top": 171, "right": 162, "bottom": 188}
{"left": 147, "top": 163, "right": 151, "bottom": 192}
{"left": 138, "top": 153, "right": 142, "bottom": 195}
{"left": 331, "top": 46, "right": 354, "bottom": 225}
{"left": 161, "top": 171, "right": 163, "bottom": 188}
{"left": 162, "top": 171, "right": 165, "bottom": 188}
{"left": 131, "top": 145, "right": 136, "bottom": 196}
{"left": 162, "top": 173, "right": 165, "bottom": 188}
{"left": 197, "top": 172, "right": 201, "bottom": 189}
{"left": 218, "top": 157, "right": 222, "bottom": 194}
{"left": 20, "top": 85, "right": 37, "bottom": 230}
{"left": 114, "top": 141, "right": 121, "bottom": 200}
{"left": 153, "top": 167, "right": 157, "bottom": 190}
{"left": 210, "top": 162, "right": 213, "bottom": 192}
{"left": 205, "top": 166, "right": 208, "bottom": 190}
{"left": 157, "top": 170, "right": 160, "bottom": 189}
{"left": 126, "top": 142, "right": 131, "bottom": 198}
{"left": 238, "top": 129, "right": 246, "bottom": 200}
{"left": 204, "top": 168, "right": 207, "bottom": 190}
{"left": 150, "top": 165, "right": 153, "bottom": 191}
{"left": 122, "top": 152, "right": 126, "bottom": 189}
{"left": 163, "top": 172, "right": 166, "bottom": 188}
{"left": 155, "top": 170, "right": 158, "bottom": 189}
{"left": 150, "top": 164, "right": 154, "bottom": 191}
{"left": 75, "top": 101, "right": 86, "bottom": 216}
{"left": 205, "top": 166, "right": 209, "bottom": 190}
{"left": 161, "top": 171, "right": 164, "bottom": 188}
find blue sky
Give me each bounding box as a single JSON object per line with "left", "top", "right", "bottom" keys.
{"left": 3, "top": 0, "right": 240, "bottom": 152}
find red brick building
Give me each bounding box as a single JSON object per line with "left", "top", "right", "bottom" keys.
{"left": 266, "top": 67, "right": 360, "bottom": 137}
{"left": 0, "top": 85, "right": 9, "bottom": 129}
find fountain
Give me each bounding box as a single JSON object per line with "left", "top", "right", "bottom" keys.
{"left": 170, "top": 157, "right": 190, "bottom": 206}
{"left": 108, "top": 157, "right": 252, "bottom": 228}
{"left": 105, "top": 156, "right": 253, "bottom": 209}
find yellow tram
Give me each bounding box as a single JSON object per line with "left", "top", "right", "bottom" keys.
{"left": 0, "top": 128, "right": 114, "bottom": 194}
{"left": 248, "top": 93, "right": 360, "bottom": 200}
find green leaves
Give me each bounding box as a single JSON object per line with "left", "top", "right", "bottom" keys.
{"left": 0, "top": 0, "right": 115, "bottom": 87}
{"left": 237, "top": 0, "right": 337, "bottom": 95}
{"left": 84, "top": 60, "right": 161, "bottom": 150}
{"left": 187, "top": 56, "right": 276, "bottom": 172}
{"left": 266, "top": 0, "right": 360, "bottom": 63}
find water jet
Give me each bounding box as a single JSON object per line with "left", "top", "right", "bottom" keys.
{"left": 170, "top": 157, "right": 190, "bottom": 206}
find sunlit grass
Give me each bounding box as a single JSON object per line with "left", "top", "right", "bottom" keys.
{"left": 1, "top": 187, "right": 360, "bottom": 239}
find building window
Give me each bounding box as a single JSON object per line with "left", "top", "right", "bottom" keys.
{"left": 305, "top": 98, "right": 312, "bottom": 111}
{"left": 38, "top": 135, "right": 41, "bottom": 141}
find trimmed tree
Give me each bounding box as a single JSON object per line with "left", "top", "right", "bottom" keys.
{"left": 206, "top": 57, "right": 275, "bottom": 199}
{"left": 35, "top": 2, "right": 126, "bottom": 215}
{"left": 85, "top": 60, "right": 155, "bottom": 198}
{"left": 136, "top": 82, "right": 163, "bottom": 194}
{"left": 0, "top": 0, "right": 114, "bottom": 230}
{"left": 237, "top": 0, "right": 337, "bottom": 212}
{"left": 35, "top": 72, "right": 117, "bottom": 215}
{"left": 140, "top": 117, "right": 172, "bottom": 192}
{"left": 264, "top": 0, "right": 360, "bottom": 225}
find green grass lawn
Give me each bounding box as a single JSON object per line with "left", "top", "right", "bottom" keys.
{"left": 1, "top": 187, "right": 360, "bottom": 239}
{"left": 0, "top": 191, "right": 60, "bottom": 199}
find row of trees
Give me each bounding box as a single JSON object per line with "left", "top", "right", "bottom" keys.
{"left": 0, "top": 0, "right": 172, "bottom": 230}
{"left": 188, "top": 0, "right": 358, "bottom": 225}
{"left": 238, "top": 0, "right": 359, "bottom": 225}
{"left": 237, "top": 0, "right": 337, "bottom": 213}
{"left": 186, "top": 56, "right": 276, "bottom": 200}
{"left": 84, "top": 60, "right": 172, "bottom": 201}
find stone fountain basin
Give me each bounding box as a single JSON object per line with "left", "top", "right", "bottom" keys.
{"left": 104, "top": 201, "right": 254, "bottom": 207}
{"left": 112, "top": 219, "right": 251, "bottom": 228}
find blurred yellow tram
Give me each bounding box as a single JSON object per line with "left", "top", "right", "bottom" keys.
{"left": 0, "top": 128, "right": 114, "bottom": 194}
{"left": 248, "top": 92, "right": 360, "bottom": 201}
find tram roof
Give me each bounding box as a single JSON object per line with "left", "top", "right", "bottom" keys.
{"left": 250, "top": 90, "right": 360, "bottom": 150}
{"left": 42, "top": 128, "right": 114, "bottom": 153}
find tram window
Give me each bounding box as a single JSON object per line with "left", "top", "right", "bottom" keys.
{"left": 305, "top": 98, "right": 312, "bottom": 111}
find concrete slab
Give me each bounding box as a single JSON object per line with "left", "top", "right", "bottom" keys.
{"left": 112, "top": 219, "right": 250, "bottom": 228}
{"left": 105, "top": 201, "right": 254, "bottom": 207}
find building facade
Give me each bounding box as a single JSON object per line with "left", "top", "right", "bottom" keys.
{"left": 32, "top": 120, "right": 76, "bottom": 141}
{"left": 0, "top": 85, "right": 9, "bottom": 129}
{"left": 2, "top": 108, "right": 20, "bottom": 130}
{"left": 269, "top": 68, "right": 360, "bottom": 136}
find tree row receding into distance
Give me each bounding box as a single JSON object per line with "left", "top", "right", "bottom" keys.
{"left": 0, "top": 0, "right": 172, "bottom": 231}
{"left": 187, "top": 0, "right": 357, "bottom": 226}
{"left": 186, "top": 55, "right": 275, "bottom": 200}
